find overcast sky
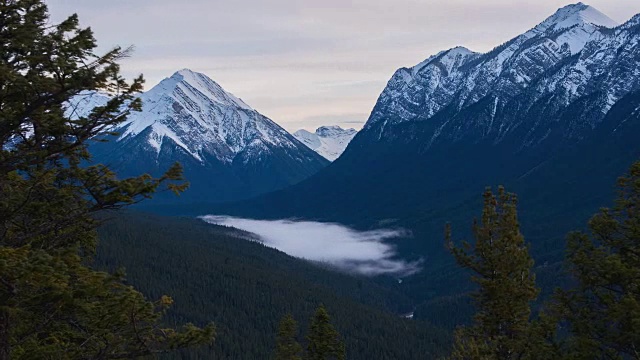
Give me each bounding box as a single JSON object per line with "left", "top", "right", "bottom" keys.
{"left": 46, "top": 1, "right": 640, "bottom": 132}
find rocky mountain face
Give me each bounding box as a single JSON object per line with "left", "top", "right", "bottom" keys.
{"left": 363, "top": 2, "right": 635, "bottom": 146}
{"left": 81, "top": 69, "right": 328, "bottom": 203}
{"left": 294, "top": 126, "right": 357, "bottom": 161}
{"left": 218, "top": 4, "right": 640, "bottom": 261}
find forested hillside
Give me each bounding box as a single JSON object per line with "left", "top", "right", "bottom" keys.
{"left": 96, "top": 213, "right": 450, "bottom": 359}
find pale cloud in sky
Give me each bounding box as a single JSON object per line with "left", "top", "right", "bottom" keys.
{"left": 200, "top": 215, "right": 421, "bottom": 276}
{"left": 46, "top": 0, "right": 640, "bottom": 131}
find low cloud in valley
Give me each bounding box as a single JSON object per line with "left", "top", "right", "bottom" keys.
{"left": 200, "top": 215, "right": 421, "bottom": 276}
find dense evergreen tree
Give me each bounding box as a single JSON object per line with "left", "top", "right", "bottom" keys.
{"left": 556, "top": 161, "right": 640, "bottom": 359}
{"left": 446, "top": 187, "right": 539, "bottom": 359}
{"left": 0, "top": 1, "right": 213, "bottom": 358}
{"left": 305, "top": 305, "right": 345, "bottom": 360}
{"left": 275, "top": 314, "right": 303, "bottom": 360}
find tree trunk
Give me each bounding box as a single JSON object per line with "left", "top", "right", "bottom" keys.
{"left": 0, "top": 308, "right": 9, "bottom": 360}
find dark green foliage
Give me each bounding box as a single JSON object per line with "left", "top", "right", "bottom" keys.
{"left": 556, "top": 161, "right": 640, "bottom": 359}
{"left": 0, "top": 1, "right": 212, "bottom": 358}
{"left": 305, "top": 305, "right": 345, "bottom": 360}
{"left": 275, "top": 314, "right": 302, "bottom": 360}
{"left": 96, "top": 212, "right": 451, "bottom": 359}
{"left": 446, "top": 187, "right": 539, "bottom": 359}
{"left": 413, "top": 294, "right": 474, "bottom": 330}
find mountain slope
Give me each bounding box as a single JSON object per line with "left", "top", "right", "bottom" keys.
{"left": 83, "top": 69, "right": 329, "bottom": 203}
{"left": 209, "top": 4, "right": 640, "bottom": 260}
{"left": 294, "top": 126, "right": 357, "bottom": 161}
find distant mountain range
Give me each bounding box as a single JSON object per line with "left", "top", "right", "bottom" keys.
{"left": 294, "top": 126, "right": 357, "bottom": 161}
{"left": 76, "top": 69, "right": 328, "bottom": 203}
{"left": 215, "top": 3, "right": 640, "bottom": 263}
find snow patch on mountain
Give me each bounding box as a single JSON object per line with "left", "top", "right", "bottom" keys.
{"left": 533, "top": 3, "right": 617, "bottom": 33}
{"left": 528, "top": 3, "right": 618, "bottom": 55}
{"left": 294, "top": 126, "right": 357, "bottom": 161}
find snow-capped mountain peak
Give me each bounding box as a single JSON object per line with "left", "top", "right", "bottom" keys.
{"left": 533, "top": 3, "right": 618, "bottom": 33}
{"left": 83, "top": 69, "right": 328, "bottom": 203}
{"left": 316, "top": 125, "right": 356, "bottom": 138}
{"left": 159, "top": 69, "right": 254, "bottom": 111}
{"left": 294, "top": 126, "right": 357, "bottom": 161}
{"left": 523, "top": 3, "right": 619, "bottom": 55}
{"left": 366, "top": 4, "right": 637, "bottom": 139}
{"left": 81, "top": 69, "right": 312, "bottom": 165}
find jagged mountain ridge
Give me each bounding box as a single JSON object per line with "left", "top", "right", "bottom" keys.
{"left": 294, "top": 126, "right": 357, "bottom": 161}
{"left": 363, "top": 3, "right": 637, "bottom": 147}
{"left": 83, "top": 69, "right": 329, "bottom": 203}
{"left": 215, "top": 3, "right": 640, "bottom": 259}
